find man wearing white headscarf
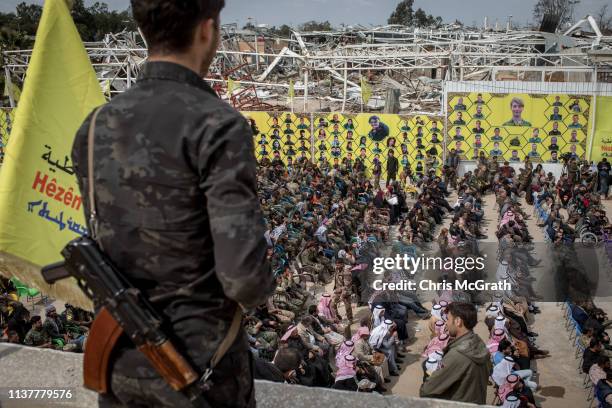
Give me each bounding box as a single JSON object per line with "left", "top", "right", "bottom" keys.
{"left": 494, "top": 315, "right": 507, "bottom": 333}
{"left": 493, "top": 356, "right": 516, "bottom": 387}
{"left": 493, "top": 356, "right": 537, "bottom": 391}
{"left": 502, "top": 394, "right": 521, "bottom": 408}
{"left": 369, "top": 319, "right": 400, "bottom": 376}
{"left": 424, "top": 357, "right": 440, "bottom": 380}
{"left": 372, "top": 305, "right": 385, "bottom": 328}
{"left": 429, "top": 304, "right": 444, "bottom": 338}
{"left": 485, "top": 304, "right": 500, "bottom": 332}
{"left": 431, "top": 304, "right": 443, "bottom": 320}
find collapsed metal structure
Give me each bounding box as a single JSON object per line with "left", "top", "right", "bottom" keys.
{"left": 3, "top": 19, "right": 612, "bottom": 114}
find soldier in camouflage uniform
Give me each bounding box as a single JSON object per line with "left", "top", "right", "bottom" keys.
{"left": 332, "top": 259, "right": 354, "bottom": 322}
{"left": 23, "top": 316, "right": 53, "bottom": 348}
{"left": 487, "top": 155, "right": 499, "bottom": 186}
{"left": 71, "top": 1, "right": 275, "bottom": 407}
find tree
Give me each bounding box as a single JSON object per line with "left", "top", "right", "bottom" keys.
{"left": 533, "top": 0, "right": 580, "bottom": 27}
{"left": 413, "top": 8, "right": 441, "bottom": 28}
{"left": 270, "top": 24, "right": 293, "bottom": 38}
{"left": 299, "top": 21, "right": 332, "bottom": 32}
{"left": 595, "top": 4, "right": 612, "bottom": 32}
{"left": 0, "top": 1, "right": 136, "bottom": 48}
{"left": 243, "top": 22, "right": 256, "bottom": 30}
{"left": 15, "top": 2, "right": 43, "bottom": 35}
{"left": 388, "top": 1, "right": 441, "bottom": 27}
{"left": 388, "top": 0, "right": 414, "bottom": 26}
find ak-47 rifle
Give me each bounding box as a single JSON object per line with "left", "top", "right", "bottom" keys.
{"left": 42, "top": 237, "right": 203, "bottom": 399}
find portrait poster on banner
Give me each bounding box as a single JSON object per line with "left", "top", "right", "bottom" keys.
{"left": 244, "top": 112, "right": 445, "bottom": 179}
{"left": 447, "top": 92, "right": 591, "bottom": 163}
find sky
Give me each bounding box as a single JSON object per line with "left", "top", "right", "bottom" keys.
{"left": 1, "top": 0, "right": 610, "bottom": 28}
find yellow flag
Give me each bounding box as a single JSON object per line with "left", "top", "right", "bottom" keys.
{"left": 361, "top": 76, "right": 372, "bottom": 105}
{"left": 0, "top": 0, "right": 105, "bottom": 308}
{"left": 288, "top": 79, "right": 295, "bottom": 101}
{"left": 227, "top": 77, "right": 235, "bottom": 97}
{"left": 103, "top": 79, "right": 112, "bottom": 98}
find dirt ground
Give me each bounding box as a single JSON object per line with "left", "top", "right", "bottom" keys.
{"left": 383, "top": 193, "right": 612, "bottom": 408}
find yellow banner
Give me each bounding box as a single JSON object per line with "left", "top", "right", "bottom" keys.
{"left": 288, "top": 79, "right": 295, "bottom": 100}
{"left": 361, "top": 77, "right": 372, "bottom": 105}
{"left": 243, "top": 112, "right": 444, "bottom": 177}
{"left": 590, "top": 96, "right": 612, "bottom": 162}
{"left": 227, "top": 77, "right": 236, "bottom": 97}
{"left": 447, "top": 92, "right": 591, "bottom": 162}
{"left": 0, "top": 0, "right": 105, "bottom": 271}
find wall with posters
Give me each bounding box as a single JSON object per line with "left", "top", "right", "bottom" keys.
{"left": 590, "top": 96, "right": 612, "bottom": 163}
{"left": 243, "top": 111, "right": 445, "bottom": 178}
{"left": 446, "top": 92, "right": 592, "bottom": 163}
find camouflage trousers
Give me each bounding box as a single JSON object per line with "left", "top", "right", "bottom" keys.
{"left": 98, "top": 350, "right": 255, "bottom": 408}
{"left": 256, "top": 330, "right": 279, "bottom": 350}
{"left": 332, "top": 292, "right": 353, "bottom": 321}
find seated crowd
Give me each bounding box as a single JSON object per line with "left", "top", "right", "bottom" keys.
{"left": 0, "top": 151, "right": 610, "bottom": 406}
{"left": 1, "top": 278, "right": 92, "bottom": 352}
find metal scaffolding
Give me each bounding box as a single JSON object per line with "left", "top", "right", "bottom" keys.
{"left": 3, "top": 22, "right": 612, "bottom": 114}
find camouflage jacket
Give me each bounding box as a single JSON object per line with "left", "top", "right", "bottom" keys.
{"left": 24, "top": 327, "right": 51, "bottom": 347}
{"left": 71, "top": 61, "right": 275, "bottom": 375}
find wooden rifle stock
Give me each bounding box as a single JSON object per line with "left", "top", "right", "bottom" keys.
{"left": 83, "top": 307, "right": 199, "bottom": 393}
{"left": 83, "top": 307, "right": 124, "bottom": 393}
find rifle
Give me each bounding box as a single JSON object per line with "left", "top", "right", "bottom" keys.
{"left": 42, "top": 237, "right": 202, "bottom": 398}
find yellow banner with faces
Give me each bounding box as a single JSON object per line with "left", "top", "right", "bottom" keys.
{"left": 447, "top": 92, "right": 591, "bottom": 163}
{"left": 243, "top": 112, "right": 445, "bottom": 177}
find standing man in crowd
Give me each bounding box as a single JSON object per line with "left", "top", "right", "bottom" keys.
{"left": 333, "top": 259, "right": 354, "bottom": 323}
{"left": 71, "top": 1, "right": 275, "bottom": 406}
{"left": 598, "top": 158, "right": 611, "bottom": 199}
{"left": 372, "top": 155, "right": 382, "bottom": 188}
{"left": 420, "top": 303, "right": 491, "bottom": 404}
{"left": 445, "top": 148, "right": 460, "bottom": 190}
{"left": 386, "top": 149, "right": 399, "bottom": 186}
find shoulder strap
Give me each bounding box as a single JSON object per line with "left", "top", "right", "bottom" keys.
{"left": 87, "top": 106, "right": 104, "bottom": 240}
{"left": 210, "top": 307, "right": 242, "bottom": 369}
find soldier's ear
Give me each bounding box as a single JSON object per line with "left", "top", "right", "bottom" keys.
{"left": 196, "top": 17, "right": 218, "bottom": 49}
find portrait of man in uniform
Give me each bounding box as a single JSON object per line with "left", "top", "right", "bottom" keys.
{"left": 367, "top": 115, "right": 389, "bottom": 141}
{"left": 503, "top": 97, "right": 531, "bottom": 126}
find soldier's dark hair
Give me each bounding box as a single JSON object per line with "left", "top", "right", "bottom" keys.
{"left": 30, "top": 315, "right": 42, "bottom": 323}
{"left": 446, "top": 302, "right": 478, "bottom": 330}
{"left": 131, "top": 0, "right": 225, "bottom": 54}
